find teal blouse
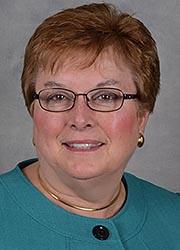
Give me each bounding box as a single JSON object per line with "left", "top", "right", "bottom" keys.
{"left": 0, "top": 159, "right": 180, "bottom": 249}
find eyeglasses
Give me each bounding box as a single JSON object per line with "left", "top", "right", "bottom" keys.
{"left": 33, "top": 87, "right": 138, "bottom": 112}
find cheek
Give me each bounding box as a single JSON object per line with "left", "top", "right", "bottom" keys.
{"left": 102, "top": 109, "right": 139, "bottom": 140}
{"left": 33, "top": 108, "right": 64, "bottom": 140}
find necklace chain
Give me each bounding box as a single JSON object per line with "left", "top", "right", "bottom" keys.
{"left": 38, "top": 167, "right": 121, "bottom": 212}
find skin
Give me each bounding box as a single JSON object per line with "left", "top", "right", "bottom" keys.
{"left": 24, "top": 52, "right": 149, "bottom": 218}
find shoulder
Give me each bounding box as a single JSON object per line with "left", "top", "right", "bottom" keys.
{"left": 0, "top": 159, "right": 37, "bottom": 179}
{"left": 0, "top": 159, "right": 37, "bottom": 195}
{"left": 0, "top": 163, "right": 21, "bottom": 204}
{"left": 123, "top": 173, "right": 180, "bottom": 247}
{"left": 124, "top": 172, "right": 180, "bottom": 201}
{"left": 124, "top": 172, "right": 180, "bottom": 214}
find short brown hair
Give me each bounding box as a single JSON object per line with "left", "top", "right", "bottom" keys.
{"left": 21, "top": 3, "right": 160, "bottom": 113}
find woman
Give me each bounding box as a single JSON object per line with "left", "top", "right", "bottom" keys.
{"left": 0, "top": 3, "right": 179, "bottom": 249}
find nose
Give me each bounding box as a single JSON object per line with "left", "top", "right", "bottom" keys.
{"left": 68, "top": 95, "right": 95, "bottom": 131}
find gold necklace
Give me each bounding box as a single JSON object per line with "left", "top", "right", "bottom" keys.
{"left": 38, "top": 168, "right": 121, "bottom": 212}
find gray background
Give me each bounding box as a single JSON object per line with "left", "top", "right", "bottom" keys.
{"left": 0, "top": 0, "right": 179, "bottom": 191}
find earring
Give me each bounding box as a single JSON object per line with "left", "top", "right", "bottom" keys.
{"left": 137, "top": 133, "right": 144, "bottom": 148}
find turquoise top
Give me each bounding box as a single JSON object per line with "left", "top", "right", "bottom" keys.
{"left": 0, "top": 159, "right": 180, "bottom": 249}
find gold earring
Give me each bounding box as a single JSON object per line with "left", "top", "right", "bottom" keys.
{"left": 137, "top": 133, "right": 144, "bottom": 148}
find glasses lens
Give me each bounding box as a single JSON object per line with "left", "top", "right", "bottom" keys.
{"left": 87, "top": 88, "right": 123, "bottom": 112}
{"left": 39, "top": 88, "right": 75, "bottom": 112}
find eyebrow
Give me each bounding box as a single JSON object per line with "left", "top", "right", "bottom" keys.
{"left": 44, "top": 81, "right": 66, "bottom": 88}
{"left": 44, "top": 79, "right": 120, "bottom": 89}
{"left": 96, "top": 79, "right": 120, "bottom": 87}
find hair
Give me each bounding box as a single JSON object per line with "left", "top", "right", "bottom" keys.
{"left": 21, "top": 2, "right": 160, "bottom": 113}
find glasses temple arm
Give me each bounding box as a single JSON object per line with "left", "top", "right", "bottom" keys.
{"left": 123, "top": 93, "right": 138, "bottom": 99}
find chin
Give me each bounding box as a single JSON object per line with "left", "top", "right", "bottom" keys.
{"left": 61, "top": 163, "right": 108, "bottom": 181}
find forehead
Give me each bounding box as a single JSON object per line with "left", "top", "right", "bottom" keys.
{"left": 35, "top": 50, "right": 135, "bottom": 92}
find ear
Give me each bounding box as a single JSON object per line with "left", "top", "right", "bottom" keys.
{"left": 137, "top": 110, "right": 149, "bottom": 134}
{"left": 29, "top": 102, "right": 35, "bottom": 118}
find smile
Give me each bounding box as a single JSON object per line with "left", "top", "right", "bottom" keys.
{"left": 62, "top": 141, "right": 105, "bottom": 152}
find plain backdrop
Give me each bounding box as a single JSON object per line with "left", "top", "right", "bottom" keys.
{"left": 0, "top": 0, "right": 179, "bottom": 191}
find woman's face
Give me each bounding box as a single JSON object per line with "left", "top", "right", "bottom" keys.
{"left": 32, "top": 54, "right": 149, "bottom": 182}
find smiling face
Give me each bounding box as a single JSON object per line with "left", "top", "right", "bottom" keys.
{"left": 32, "top": 53, "right": 149, "bottom": 184}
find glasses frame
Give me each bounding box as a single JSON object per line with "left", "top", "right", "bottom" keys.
{"left": 33, "top": 87, "right": 138, "bottom": 113}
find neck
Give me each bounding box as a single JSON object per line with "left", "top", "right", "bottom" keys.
{"left": 24, "top": 161, "right": 126, "bottom": 218}
{"left": 38, "top": 166, "right": 122, "bottom": 210}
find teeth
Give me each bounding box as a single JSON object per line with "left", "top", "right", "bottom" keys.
{"left": 66, "top": 143, "right": 102, "bottom": 149}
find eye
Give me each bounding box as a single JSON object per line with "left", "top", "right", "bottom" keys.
{"left": 44, "top": 91, "right": 73, "bottom": 103}
{"left": 91, "top": 90, "right": 121, "bottom": 102}
{"left": 98, "top": 93, "right": 115, "bottom": 100}
{"left": 47, "top": 93, "right": 65, "bottom": 102}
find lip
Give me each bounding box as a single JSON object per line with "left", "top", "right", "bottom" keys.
{"left": 62, "top": 140, "right": 105, "bottom": 152}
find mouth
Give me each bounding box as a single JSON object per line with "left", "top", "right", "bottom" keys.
{"left": 62, "top": 140, "right": 105, "bottom": 152}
